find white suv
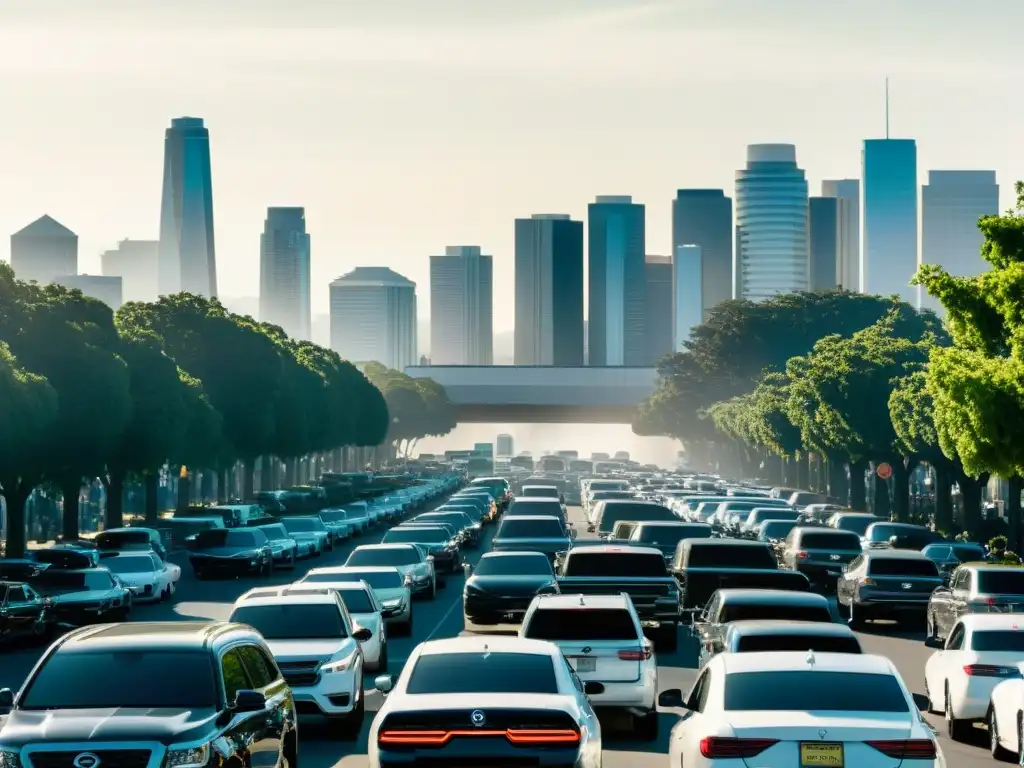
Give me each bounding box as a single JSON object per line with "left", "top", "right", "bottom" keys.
{"left": 520, "top": 592, "right": 659, "bottom": 740}
{"left": 229, "top": 590, "right": 369, "bottom": 739}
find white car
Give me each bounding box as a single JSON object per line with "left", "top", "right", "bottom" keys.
{"left": 100, "top": 551, "right": 180, "bottom": 603}
{"left": 986, "top": 665, "right": 1024, "bottom": 761}
{"left": 345, "top": 543, "right": 436, "bottom": 599}
{"left": 228, "top": 590, "right": 368, "bottom": 739}
{"left": 925, "top": 613, "right": 1024, "bottom": 741}
{"left": 368, "top": 635, "right": 602, "bottom": 768}
{"left": 661, "top": 651, "right": 943, "bottom": 767}
{"left": 302, "top": 565, "right": 413, "bottom": 635}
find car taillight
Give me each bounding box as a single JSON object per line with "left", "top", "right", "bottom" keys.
{"left": 378, "top": 729, "right": 580, "bottom": 746}
{"left": 963, "top": 664, "right": 1020, "bottom": 678}
{"left": 699, "top": 737, "right": 777, "bottom": 758}
{"left": 866, "top": 739, "right": 937, "bottom": 759}
{"left": 618, "top": 648, "right": 652, "bottom": 661}
{"left": 971, "top": 597, "right": 996, "bottom": 608}
{"left": 860, "top": 577, "right": 877, "bottom": 586}
{"left": 795, "top": 550, "right": 809, "bottom": 560}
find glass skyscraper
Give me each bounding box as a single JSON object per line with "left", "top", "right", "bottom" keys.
{"left": 862, "top": 139, "right": 918, "bottom": 305}
{"left": 672, "top": 189, "right": 733, "bottom": 317}
{"left": 429, "top": 245, "right": 493, "bottom": 365}
{"left": 673, "top": 245, "right": 703, "bottom": 349}
{"left": 587, "top": 195, "right": 646, "bottom": 366}
{"left": 643, "top": 255, "right": 673, "bottom": 366}
{"left": 329, "top": 267, "right": 417, "bottom": 370}
{"left": 809, "top": 197, "right": 840, "bottom": 291}
{"left": 821, "top": 179, "right": 860, "bottom": 291}
{"left": 735, "top": 144, "right": 809, "bottom": 301}
{"left": 260, "top": 207, "right": 311, "bottom": 341}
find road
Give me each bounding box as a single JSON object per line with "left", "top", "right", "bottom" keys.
{"left": 0, "top": 503, "right": 1001, "bottom": 767}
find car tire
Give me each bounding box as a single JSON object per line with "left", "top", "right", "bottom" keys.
{"left": 849, "top": 602, "right": 866, "bottom": 629}
{"left": 331, "top": 691, "right": 365, "bottom": 741}
{"left": 634, "top": 709, "right": 659, "bottom": 742}
{"left": 284, "top": 732, "right": 299, "bottom": 768}
{"left": 288, "top": 551, "right": 297, "bottom": 569}
{"left": 989, "top": 705, "right": 1015, "bottom": 761}
{"left": 946, "top": 685, "right": 971, "bottom": 742}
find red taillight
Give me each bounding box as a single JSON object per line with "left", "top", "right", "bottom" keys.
{"left": 971, "top": 597, "right": 997, "bottom": 607}
{"left": 618, "top": 648, "right": 652, "bottom": 661}
{"left": 699, "top": 737, "right": 778, "bottom": 758}
{"left": 378, "top": 729, "right": 580, "bottom": 747}
{"left": 506, "top": 729, "right": 580, "bottom": 745}
{"left": 866, "top": 739, "right": 937, "bottom": 759}
{"left": 963, "top": 664, "right": 1020, "bottom": 677}
{"left": 795, "top": 550, "right": 809, "bottom": 561}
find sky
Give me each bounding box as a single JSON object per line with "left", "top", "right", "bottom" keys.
{"left": 1, "top": 0, "right": 1022, "bottom": 333}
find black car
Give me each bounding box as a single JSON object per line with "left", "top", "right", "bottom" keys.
{"left": 0, "top": 560, "right": 45, "bottom": 582}
{"left": 414, "top": 510, "right": 482, "bottom": 548}
{"left": 29, "top": 568, "right": 131, "bottom": 626}
{"left": 381, "top": 525, "right": 461, "bottom": 574}
{"left": 0, "top": 622, "right": 297, "bottom": 768}
{"left": 31, "top": 547, "right": 99, "bottom": 570}
{"left": 0, "top": 581, "right": 53, "bottom": 643}
{"left": 463, "top": 551, "right": 560, "bottom": 632}
{"left": 187, "top": 528, "right": 274, "bottom": 579}
{"left": 836, "top": 550, "right": 943, "bottom": 629}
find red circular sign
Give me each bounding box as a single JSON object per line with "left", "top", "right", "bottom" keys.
{"left": 876, "top": 462, "right": 893, "bottom": 480}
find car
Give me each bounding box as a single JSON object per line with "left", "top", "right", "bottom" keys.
{"left": 99, "top": 550, "right": 180, "bottom": 602}
{"left": 627, "top": 521, "right": 712, "bottom": 559}
{"left": 0, "top": 622, "right": 297, "bottom": 768}
{"left": 922, "top": 541, "right": 988, "bottom": 575}
{"left": 927, "top": 562, "right": 1024, "bottom": 641}
{"left": 463, "top": 551, "right": 560, "bottom": 632}
{"left": 381, "top": 525, "right": 461, "bottom": 575}
{"left": 186, "top": 527, "right": 274, "bottom": 579}
{"left": 279, "top": 516, "right": 333, "bottom": 554}
{"left": 590, "top": 500, "right": 676, "bottom": 537}
{"left": 413, "top": 510, "right": 482, "bottom": 548}
{"left": 719, "top": 620, "right": 862, "bottom": 655}
{"left": 862, "top": 521, "right": 943, "bottom": 551}
{"left": 228, "top": 590, "right": 369, "bottom": 738}
{"left": 519, "top": 592, "right": 659, "bottom": 739}
{"left": 779, "top": 526, "right": 865, "bottom": 591}
{"left": 28, "top": 567, "right": 131, "bottom": 626}
{"left": 346, "top": 544, "right": 437, "bottom": 599}
{"left": 659, "top": 651, "right": 942, "bottom": 766}
{"left": 827, "top": 511, "right": 884, "bottom": 537}
{"left": 986, "top": 661, "right": 1024, "bottom": 761}
{"left": 368, "top": 635, "right": 602, "bottom": 768}
{"left": 302, "top": 565, "right": 413, "bottom": 635}
{"left": 491, "top": 514, "right": 574, "bottom": 558}
{"left": 0, "top": 581, "right": 53, "bottom": 643}
{"left": 93, "top": 527, "right": 169, "bottom": 560}
{"left": 837, "top": 549, "right": 944, "bottom": 629}
{"left": 253, "top": 522, "right": 302, "bottom": 566}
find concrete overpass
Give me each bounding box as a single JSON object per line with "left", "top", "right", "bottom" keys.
{"left": 403, "top": 366, "right": 658, "bottom": 423}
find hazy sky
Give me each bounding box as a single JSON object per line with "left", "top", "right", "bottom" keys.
{"left": 1, "top": 0, "right": 1021, "bottom": 331}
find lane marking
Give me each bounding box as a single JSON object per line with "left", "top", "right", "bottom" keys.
{"left": 425, "top": 594, "right": 463, "bottom": 640}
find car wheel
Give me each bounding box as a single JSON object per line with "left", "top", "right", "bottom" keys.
{"left": 849, "top": 602, "right": 866, "bottom": 629}
{"left": 989, "top": 705, "right": 1014, "bottom": 761}
{"left": 330, "top": 690, "right": 365, "bottom": 741}
{"left": 284, "top": 732, "right": 299, "bottom": 768}
{"left": 946, "top": 685, "right": 971, "bottom": 742}
{"left": 634, "top": 709, "right": 659, "bottom": 742}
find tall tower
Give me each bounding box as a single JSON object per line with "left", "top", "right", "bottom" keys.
{"left": 821, "top": 179, "right": 860, "bottom": 291}
{"left": 671, "top": 189, "right": 733, "bottom": 317}
{"left": 735, "top": 144, "right": 809, "bottom": 301}
{"left": 329, "top": 267, "right": 417, "bottom": 369}
{"left": 259, "top": 207, "right": 311, "bottom": 341}
{"left": 158, "top": 117, "right": 217, "bottom": 298}
{"left": 643, "top": 255, "right": 673, "bottom": 365}
{"left": 673, "top": 245, "right": 703, "bottom": 349}
{"left": 809, "top": 197, "right": 840, "bottom": 291}
{"left": 862, "top": 139, "right": 918, "bottom": 305}
{"left": 429, "top": 246, "right": 493, "bottom": 365}
{"left": 10, "top": 215, "right": 78, "bottom": 284}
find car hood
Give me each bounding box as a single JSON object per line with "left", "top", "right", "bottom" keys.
{"left": 265, "top": 638, "right": 351, "bottom": 661}
{"left": 1, "top": 707, "right": 220, "bottom": 746}
{"left": 45, "top": 589, "right": 118, "bottom": 603}
{"left": 375, "top": 587, "right": 409, "bottom": 603}
{"left": 466, "top": 574, "right": 556, "bottom": 596}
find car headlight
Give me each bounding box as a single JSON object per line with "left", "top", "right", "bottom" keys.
{"left": 167, "top": 743, "right": 209, "bottom": 768}
{"left": 321, "top": 650, "right": 358, "bottom": 674}
{"left": 249, "top": 559, "right": 257, "bottom": 566}
{"left": 382, "top": 598, "right": 403, "bottom": 609}
{"left": 403, "top": 573, "right": 415, "bottom": 586}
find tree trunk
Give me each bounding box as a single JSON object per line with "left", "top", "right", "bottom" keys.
{"left": 243, "top": 459, "right": 256, "bottom": 500}
{"left": 958, "top": 470, "right": 987, "bottom": 536}
{"left": 144, "top": 472, "right": 159, "bottom": 526}
{"left": 871, "top": 469, "right": 890, "bottom": 519}
{"left": 783, "top": 456, "right": 796, "bottom": 487}
{"left": 891, "top": 459, "right": 914, "bottom": 522}
{"left": 827, "top": 458, "right": 848, "bottom": 506}
{"left": 61, "top": 477, "right": 82, "bottom": 540}
{"left": 1009, "top": 476, "right": 1023, "bottom": 554}
{"left": 767, "top": 454, "right": 784, "bottom": 485}
{"left": 105, "top": 469, "right": 125, "bottom": 530}
{"left": 176, "top": 471, "right": 190, "bottom": 512}
{"left": 934, "top": 463, "right": 954, "bottom": 535}
{"left": 796, "top": 452, "right": 809, "bottom": 489}
{"left": 848, "top": 459, "right": 868, "bottom": 511}
{"left": 1, "top": 478, "right": 35, "bottom": 557}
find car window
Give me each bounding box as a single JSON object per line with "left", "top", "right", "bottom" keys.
{"left": 800, "top": 531, "right": 861, "bottom": 549}
{"left": 723, "top": 671, "right": 909, "bottom": 712}
{"left": 221, "top": 648, "right": 252, "bottom": 701}
{"left": 868, "top": 558, "right": 939, "bottom": 577}
{"left": 236, "top": 645, "right": 277, "bottom": 688}
{"left": 970, "top": 630, "right": 1024, "bottom": 652}
{"left": 735, "top": 634, "right": 861, "bottom": 653}
{"left": 977, "top": 570, "right": 1024, "bottom": 595}
{"left": 946, "top": 623, "right": 965, "bottom": 650}
{"left": 686, "top": 670, "right": 708, "bottom": 711}
{"left": 524, "top": 608, "right": 638, "bottom": 641}
{"left": 7, "top": 586, "right": 26, "bottom": 603}
{"left": 406, "top": 652, "right": 558, "bottom": 694}
{"left": 720, "top": 603, "right": 832, "bottom": 623}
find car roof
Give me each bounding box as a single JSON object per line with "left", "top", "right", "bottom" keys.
{"left": 500, "top": 514, "right": 563, "bottom": 522}
{"left": 234, "top": 591, "right": 339, "bottom": 607}
{"left": 479, "top": 550, "right": 549, "bottom": 559}
{"left": 725, "top": 620, "right": 856, "bottom": 637}
{"left": 635, "top": 521, "right": 706, "bottom": 528}
{"left": 568, "top": 544, "right": 663, "bottom": 556}
{"left": 865, "top": 549, "right": 933, "bottom": 560}
{"left": 55, "top": 621, "right": 257, "bottom": 653}
{"left": 309, "top": 565, "right": 400, "bottom": 574}
{"left": 353, "top": 543, "right": 418, "bottom": 551}
{"left": 105, "top": 551, "right": 158, "bottom": 559}
{"left": 716, "top": 589, "right": 830, "bottom": 605}
{"left": 794, "top": 526, "right": 859, "bottom": 536}
{"left": 958, "top": 562, "right": 1018, "bottom": 571}
{"left": 834, "top": 512, "right": 880, "bottom": 519}
{"left": 530, "top": 593, "right": 630, "bottom": 610}
{"left": 417, "top": 635, "right": 557, "bottom": 657}
{"left": 100, "top": 527, "right": 158, "bottom": 536}
{"left": 243, "top": 582, "right": 369, "bottom": 599}
{"left": 685, "top": 538, "right": 769, "bottom": 548}
{"left": 719, "top": 651, "right": 894, "bottom": 675}
{"left": 512, "top": 496, "right": 562, "bottom": 503}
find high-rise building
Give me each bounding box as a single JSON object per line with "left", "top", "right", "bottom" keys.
{"left": 643, "top": 255, "right": 673, "bottom": 365}
{"left": 259, "top": 207, "right": 311, "bottom": 341}
{"left": 862, "top": 139, "right": 918, "bottom": 305}
{"left": 735, "top": 144, "right": 809, "bottom": 301}
{"left": 587, "top": 195, "right": 646, "bottom": 366}
{"left": 821, "top": 179, "right": 860, "bottom": 291}
{"left": 329, "top": 267, "right": 417, "bottom": 370}
{"left": 496, "top": 433, "right": 514, "bottom": 457}
{"left": 101, "top": 239, "right": 159, "bottom": 303}
{"left": 673, "top": 245, "right": 703, "bottom": 349}
{"left": 809, "top": 197, "right": 840, "bottom": 292}
{"left": 158, "top": 116, "right": 217, "bottom": 298}
{"left": 10, "top": 215, "right": 77, "bottom": 284}
{"left": 514, "top": 214, "right": 584, "bottom": 366}
{"left": 671, "top": 189, "right": 733, "bottom": 318}
{"left": 429, "top": 245, "right": 493, "bottom": 365}
{"left": 54, "top": 274, "right": 124, "bottom": 310}
{"left": 921, "top": 170, "right": 999, "bottom": 312}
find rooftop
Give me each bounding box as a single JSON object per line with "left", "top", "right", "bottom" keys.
{"left": 725, "top": 620, "right": 856, "bottom": 636}
{"left": 330, "top": 266, "right": 415, "bottom": 288}
{"left": 12, "top": 214, "right": 76, "bottom": 239}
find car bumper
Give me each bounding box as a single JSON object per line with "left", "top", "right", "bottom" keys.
{"left": 407, "top": 576, "right": 433, "bottom": 595}
{"left": 124, "top": 584, "right": 160, "bottom": 602}
{"left": 290, "top": 669, "right": 362, "bottom": 716}
{"left": 383, "top": 602, "right": 412, "bottom": 626}
{"left": 588, "top": 677, "right": 657, "bottom": 710}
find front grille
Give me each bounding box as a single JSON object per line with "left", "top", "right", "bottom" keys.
{"left": 31, "top": 751, "right": 151, "bottom": 768}
{"left": 381, "top": 708, "right": 577, "bottom": 731}
{"left": 143, "top": 584, "right": 153, "bottom": 595}
{"left": 278, "top": 660, "right": 320, "bottom": 687}
{"left": 327, "top": 694, "right": 350, "bottom": 706}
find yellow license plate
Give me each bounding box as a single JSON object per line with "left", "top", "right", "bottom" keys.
{"left": 800, "top": 742, "right": 844, "bottom": 767}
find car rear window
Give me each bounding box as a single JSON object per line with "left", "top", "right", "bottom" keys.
{"left": 868, "top": 558, "right": 939, "bottom": 577}
{"left": 229, "top": 603, "right": 345, "bottom": 639}
{"left": 383, "top": 528, "right": 447, "bottom": 544}
{"left": 524, "top": 608, "right": 638, "bottom": 641}
{"left": 800, "top": 532, "right": 862, "bottom": 549}
{"left": 346, "top": 548, "right": 418, "bottom": 566}
{"left": 970, "top": 630, "right": 1024, "bottom": 652}
{"left": 406, "top": 652, "right": 558, "bottom": 694}
{"left": 720, "top": 604, "right": 832, "bottom": 623}
{"left": 522, "top": 487, "right": 558, "bottom": 498}
{"left": 635, "top": 525, "right": 710, "bottom": 545}
{"left": 509, "top": 500, "right": 562, "bottom": 517}
{"left": 562, "top": 551, "right": 668, "bottom": 577}
{"left": 735, "top": 634, "right": 861, "bottom": 654}
{"left": 685, "top": 543, "right": 776, "bottom": 569}
{"left": 597, "top": 503, "right": 675, "bottom": 532}
{"left": 724, "top": 671, "right": 909, "bottom": 712}
{"left": 977, "top": 571, "right": 1024, "bottom": 595}
{"left": 497, "top": 518, "right": 565, "bottom": 539}
{"left": 833, "top": 516, "right": 878, "bottom": 536}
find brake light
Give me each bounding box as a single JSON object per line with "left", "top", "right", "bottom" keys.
{"left": 860, "top": 577, "right": 877, "bottom": 586}
{"left": 378, "top": 729, "right": 580, "bottom": 746}
{"left": 699, "top": 737, "right": 777, "bottom": 758}
{"left": 618, "top": 648, "right": 652, "bottom": 661}
{"left": 866, "top": 739, "right": 937, "bottom": 759}
{"left": 506, "top": 729, "right": 581, "bottom": 745}
{"left": 963, "top": 664, "right": 1020, "bottom": 678}
{"left": 971, "top": 597, "right": 997, "bottom": 607}
{"left": 795, "top": 550, "right": 809, "bottom": 561}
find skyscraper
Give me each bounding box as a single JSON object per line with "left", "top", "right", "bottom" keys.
{"left": 158, "top": 116, "right": 217, "bottom": 298}
{"left": 329, "top": 267, "right": 417, "bottom": 370}
{"left": 259, "top": 207, "right": 311, "bottom": 341}
{"left": 101, "top": 239, "right": 159, "bottom": 303}
{"left": 821, "top": 179, "right": 860, "bottom": 291}
{"left": 735, "top": 144, "right": 809, "bottom": 301}
{"left": 921, "top": 170, "right": 999, "bottom": 312}
{"left": 809, "top": 197, "right": 840, "bottom": 291}
{"left": 514, "top": 214, "right": 584, "bottom": 366}
{"left": 672, "top": 189, "right": 733, "bottom": 318}
{"left": 673, "top": 245, "right": 703, "bottom": 349}
{"left": 10, "top": 215, "right": 78, "bottom": 285}
{"left": 587, "top": 195, "right": 646, "bottom": 366}
{"left": 643, "top": 255, "right": 673, "bottom": 365}
{"left": 54, "top": 274, "right": 123, "bottom": 310}
{"left": 862, "top": 138, "right": 918, "bottom": 305}
{"left": 429, "top": 245, "right": 493, "bottom": 365}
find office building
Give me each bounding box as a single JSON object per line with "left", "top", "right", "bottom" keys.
{"left": 10, "top": 215, "right": 77, "bottom": 284}
{"left": 735, "top": 144, "right": 809, "bottom": 301}
{"left": 672, "top": 189, "right": 733, "bottom": 318}
{"left": 862, "top": 138, "right": 917, "bottom": 305}
{"left": 101, "top": 239, "right": 159, "bottom": 303}
{"left": 259, "top": 207, "right": 311, "bottom": 341}
{"left": 644, "top": 255, "right": 673, "bottom": 365}
{"left": 158, "top": 116, "right": 217, "bottom": 297}
{"left": 587, "top": 195, "right": 646, "bottom": 366}
{"left": 429, "top": 245, "right": 493, "bottom": 365}
{"left": 54, "top": 274, "right": 123, "bottom": 310}
{"left": 514, "top": 214, "right": 584, "bottom": 366}
{"left": 496, "top": 433, "right": 514, "bottom": 457}
{"left": 673, "top": 245, "right": 703, "bottom": 349}
{"left": 821, "top": 179, "right": 860, "bottom": 291}
{"left": 809, "top": 197, "right": 840, "bottom": 291}
{"left": 921, "top": 170, "right": 999, "bottom": 312}
{"left": 329, "top": 267, "right": 417, "bottom": 370}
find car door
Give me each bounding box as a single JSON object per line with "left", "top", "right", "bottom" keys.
{"left": 219, "top": 647, "right": 268, "bottom": 768}
{"left": 4, "top": 585, "right": 41, "bottom": 636}
{"left": 929, "top": 621, "right": 965, "bottom": 697}
{"left": 236, "top": 644, "right": 291, "bottom": 768}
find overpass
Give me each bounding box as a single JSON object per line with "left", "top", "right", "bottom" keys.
{"left": 403, "top": 366, "right": 659, "bottom": 423}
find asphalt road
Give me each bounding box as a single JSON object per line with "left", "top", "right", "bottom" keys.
{"left": 0, "top": 502, "right": 1002, "bottom": 767}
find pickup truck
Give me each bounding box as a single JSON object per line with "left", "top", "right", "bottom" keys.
{"left": 671, "top": 539, "right": 810, "bottom": 612}
{"left": 553, "top": 544, "right": 680, "bottom": 651}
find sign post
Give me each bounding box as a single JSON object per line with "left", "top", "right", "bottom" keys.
{"left": 875, "top": 462, "right": 892, "bottom": 480}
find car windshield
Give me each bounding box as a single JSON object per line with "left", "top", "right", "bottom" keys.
{"left": 977, "top": 570, "right": 1024, "bottom": 594}
{"left": 20, "top": 650, "right": 217, "bottom": 709}
{"left": 635, "top": 525, "right": 709, "bottom": 545}
{"left": 562, "top": 551, "right": 668, "bottom": 577}
{"left": 104, "top": 555, "right": 159, "bottom": 574}
{"left": 800, "top": 532, "right": 862, "bottom": 549}
{"left": 226, "top": 531, "right": 263, "bottom": 547}
{"left": 589, "top": 482, "right": 628, "bottom": 492}
{"left": 282, "top": 518, "right": 325, "bottom": 533}
{"left": 735, "top": 634, "right": 861, "bottom": 653}
{"left": 347, "top": 548, "right": 418, "bottom": 567}
{"left": 508, "top": 500, "right": 562, "bottom": 517}
{"left": 474, "top": 554, "right": 553, "bottom": 577}
{"left": 598, "top": 503, "right": 674, "bottom": 532}
{"left": 724, "top": 671, "right": 909, "bottom": 712}
{"left": 720, "top": 604, "right": 832, "bottom": 623}
{"left": 524, "top": 608, "right": 637, "bottom": 641}
{"left": 384, "top": 528, "right": 447, "bottom": 544}
{"left": 229, "top": 604, "right": 345, "bottom": 639}
{"left": 258, "top": 525, "right": 289, "bottom": 541}
{"left": 319, "top": 510, "right": 348, "bottom": 522}
{"left": 868, "top": 558, "right": 939, "bottom": 577}
{"left": 867, "top": 525, "right": 939, "bottom": 547}
{"left": 422, "top": 514, "right": 470, "bottom": 528}
{"left": 406, "top": 652, "right": 558, "bottom": 694}
{"left": 951, "top": 544, "right": 986, "bottom": 561}
{"left": 497, "top": 518, "right": 565, "bottom": 539}
{"left": 686, "top": 543, "right": 776, "bottom": 568}
{"left": 334, "top": 589, "right": 374, "bottom": 614}
{"left": 760, "top": 521, "right": 798, "bottom": 539}
{"left": 835, "top": 516, "right": 878, "bottom": 536}
{"left": 522, "top": 487, "right": 558, "bottom": 498}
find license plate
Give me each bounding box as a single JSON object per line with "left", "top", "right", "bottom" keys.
{"left": 800, "top": 742, "right": 844, "bottom": 767}
{"left": 574, "top": 657, "right": 596, "bottom": 673}
{"left": 503, "top": 612, "right": 517, "bottom": 621}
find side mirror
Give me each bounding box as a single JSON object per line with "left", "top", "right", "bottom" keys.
{"left": 888, "top": 535, "right": 900, "bottom": 547}
{"left": 374, "top": 674, "right": 394, "bottom": 694}
{"left": 587, "top": 524, "right": 596, "bottom": 533}
{"left": 583, "top": 681, "right": 605, "bottom": 695}
{"left": 353, "top": 627, "right": 373, "bottom": 642}
{"left": 232, "top": 689, "right": 266, "bottom": 713}
{"left": 462, "top": 562, "right": 473, "bottom": 576}
{"left": 924, "top": 636, "right": 944, "bottom": 649}
{"left": 912, "top": 692, "right": 930, "bottom": 712}
{"left": 381, "top": 607, "right": 399, "bottom": 618}
{"left": 658, "top": 689, "right": 685, "bottom": 708}
{"left": 0, "top": 688, "right": 14, "bottom": 711}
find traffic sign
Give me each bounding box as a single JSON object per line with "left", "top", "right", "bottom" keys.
{"left": 876, "top": 462, "right": 893, "bottom": 480}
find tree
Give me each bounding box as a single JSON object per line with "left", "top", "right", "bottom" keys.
{"left": 362, "top": 363, "right": 453, "bottom": 456}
